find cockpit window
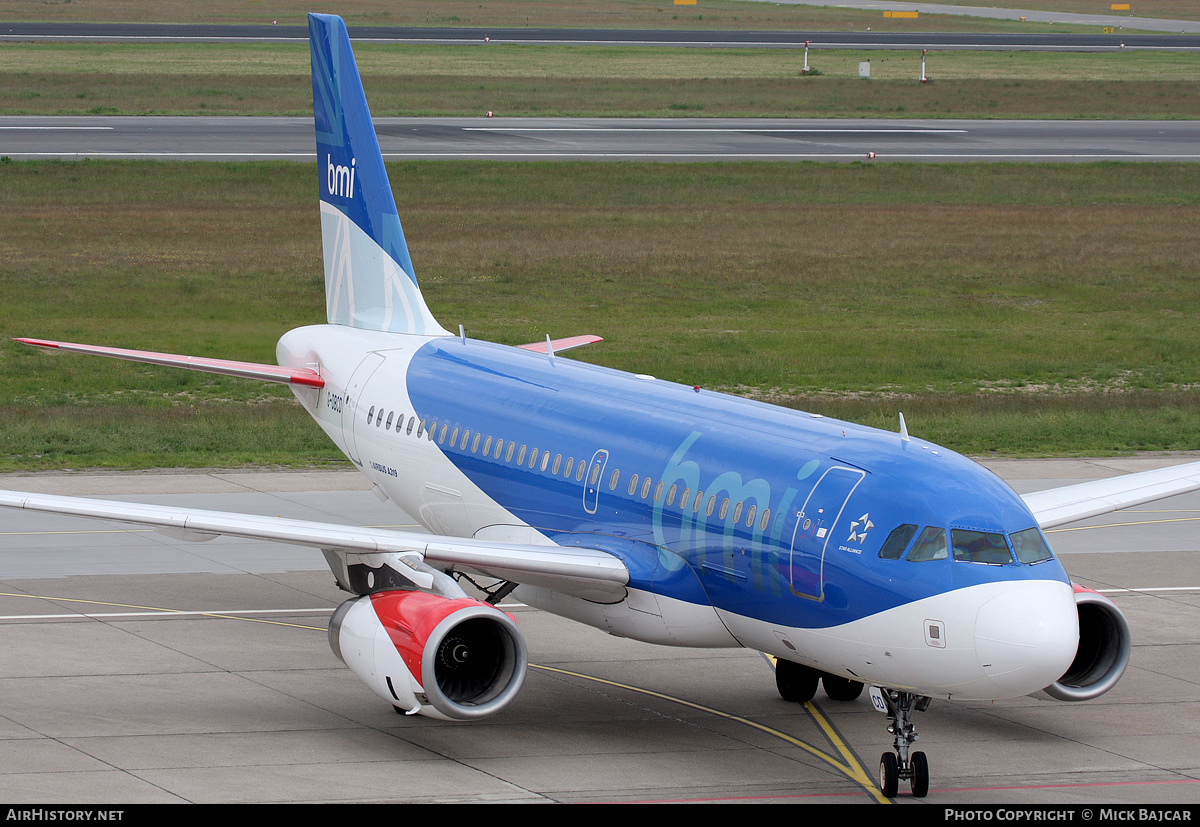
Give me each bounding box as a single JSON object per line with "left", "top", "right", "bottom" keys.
{"left": 906, "top": 526, "right": 948, "bottom": 562}
{"left": 879, "top": 524, "right": 918, "bottom": 560}
{"left": 1010, "top": 527, "right": 1054, "bottom": 564}
{"left": 951, "top": 529, "right": 1013, "bottom": 565}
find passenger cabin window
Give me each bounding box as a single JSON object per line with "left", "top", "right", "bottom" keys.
{"left": 952, "top": 529, "right": 1013, "bottom": 565}
{"left": 907, "top": 526, "right": 948, "bottom": 562}
{"left": 366, "top": 406, "right": 375, "bottom": 425}
{"left": 879, "top": 524, "right": 919, "bottom": 560}
{"left": 1010, "top": 527, "right": 1054, "bottom": 564}
{"left": 384, "top": 411, "right": 393, "bottom": 429}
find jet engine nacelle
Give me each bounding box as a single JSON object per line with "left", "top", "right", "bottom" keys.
{"left": 1038, "top": 584, "right": 1132, "bottom": 702}
{"left": 328, "top": 589, "right": 528, "bottom": 720}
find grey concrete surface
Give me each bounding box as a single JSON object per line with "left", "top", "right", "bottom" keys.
{"left": 3, "top": 116, "right": 1198, "bottom": 162}
{"left": 0, "top": 459, "right": 1198, "bottom": 803}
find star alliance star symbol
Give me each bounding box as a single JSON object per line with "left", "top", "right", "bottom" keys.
{"left": 847, "top": 513, "right": 874, "bottom": 544}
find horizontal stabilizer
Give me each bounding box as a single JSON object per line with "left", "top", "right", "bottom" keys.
{"left": 14, "top": 338, "right": 324, "bottom": 388}
{"left": 517, "top": 335, "right": 603, "bottom": 354}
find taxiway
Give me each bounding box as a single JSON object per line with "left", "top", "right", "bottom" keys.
{"left": 1, "top": 459, "right": 1197, "bottom": 803}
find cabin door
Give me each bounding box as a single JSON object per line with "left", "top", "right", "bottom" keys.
{"left": 787, "top": 466, "right": 865, "bottom": 600}
{"left": 582, "top": 449, "right": 609, "bottom": 515}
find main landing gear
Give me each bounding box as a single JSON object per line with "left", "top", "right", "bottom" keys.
{"left": 872, "top": 688, "right": 931, "bottom": 798}
{"left": 775, "top": 660, "right": 865, "bottom": 703}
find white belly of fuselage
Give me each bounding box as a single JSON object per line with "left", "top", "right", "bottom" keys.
{"left": 720, "top": 578, "right": 1078, "bottom": 701}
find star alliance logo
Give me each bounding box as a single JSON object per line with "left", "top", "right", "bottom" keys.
{"left": 847, "top": 513, "right": 873, "bottom": 544}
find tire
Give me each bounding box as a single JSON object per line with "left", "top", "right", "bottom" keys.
{"left": 775, "top": 659, "right": 819, "bottom": 703}
{"left": 879, "top": 752, "right": 899, "bottom": 798}
{"left": 909, "top": 751, "right": 929, "bottom": 798}
{"left": 822, "top": 674, "right": 865, "bottom": 701}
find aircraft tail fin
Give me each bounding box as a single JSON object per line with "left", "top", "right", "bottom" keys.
{"left": 309, "top": 13, "right": 448, "bottom": 336}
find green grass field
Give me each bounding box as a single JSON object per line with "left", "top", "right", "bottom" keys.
{"left": 2, "top": 41, "right": 1198, "bottom": 119}
{"left": 3, "top": 0, "right": 1180, "bottom": 29}
{"left": 2, "top": 159, "right": 1198, "bottom": 469}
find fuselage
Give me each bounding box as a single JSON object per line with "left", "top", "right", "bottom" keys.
{"left": 279, "top": 323, "right": 1079, "bottom": 701}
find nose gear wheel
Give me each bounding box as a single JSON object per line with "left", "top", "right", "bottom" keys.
{"left": 875, "top": 688, "right": 931, "bottom": 798}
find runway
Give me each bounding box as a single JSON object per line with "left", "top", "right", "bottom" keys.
{"left": 4, "top": 116, "right": 1198, "bottom": 161}
{"left": 1, "top": 459, "right": 1197, "bottom": 804}
{"left": 3, "top": 21, "right": 1198, "bottom": 48}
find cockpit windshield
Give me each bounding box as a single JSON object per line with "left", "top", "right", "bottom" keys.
{"left": 906, "top": 526, "right": 948, "bottom": 562}
{"left": 879, "top": 524, "right": 1055, "bottom": 566}
{"left": 951, "top": 529, "right": 1013, "bottom": 565}
{"left": 1010, "top": 527, "right": 1054, "bottom": 564}
{"left": 878, "top": 524, "right": 918, "bottom": 559}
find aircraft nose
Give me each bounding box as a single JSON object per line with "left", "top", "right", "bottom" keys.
{"left": 974, "top": 580, "right": 1078, "bottom": 697}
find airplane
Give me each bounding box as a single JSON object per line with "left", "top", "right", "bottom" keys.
{"left": 3, "top": 12, "right": 1200, "bottom": 799}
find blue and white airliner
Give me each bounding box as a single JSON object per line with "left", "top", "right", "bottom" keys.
{"left": 4, "top": 14, "right": 1200, "bottom": 798}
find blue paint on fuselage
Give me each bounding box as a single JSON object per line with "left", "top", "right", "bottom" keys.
{"left": 404, "top": 336, "right": 1070, "bottom": 629}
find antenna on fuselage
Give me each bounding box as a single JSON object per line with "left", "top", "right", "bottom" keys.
{"left": 899, "top": 412, "right": 910, "bottom": 442}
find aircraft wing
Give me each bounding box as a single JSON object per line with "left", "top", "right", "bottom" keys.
{"left": 1022, "top": 460, "right": 1200, "bottom": 529}
{"left": 0, "top": 490, "right": 629, "bottom": 602}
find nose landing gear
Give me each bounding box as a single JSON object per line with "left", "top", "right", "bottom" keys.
{"left": 872, "top": 687, "right": 931, "bottom": 798}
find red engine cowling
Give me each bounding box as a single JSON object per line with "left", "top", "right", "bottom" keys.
{"left": 329, "top": 590, "right": 528, "bottom": 720}
{"left": 1039, "top": 584, "right": 1132, "bottom": 701}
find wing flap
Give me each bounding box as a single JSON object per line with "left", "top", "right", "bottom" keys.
{"left": 1023, "top": 460, "right": 1200, "bottom": 529}
{"left": 14, "top": 338, "right": 324, "bottom": 388}
{"left": 0, "top": 490, "right": 628, "bottom": 600}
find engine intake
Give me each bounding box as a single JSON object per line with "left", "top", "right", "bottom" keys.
{"left": 329, "top": 589, "right": 528, "bottom": 720}
{"left": 1039, "top": 585, "right": 1131, "bottom": 702}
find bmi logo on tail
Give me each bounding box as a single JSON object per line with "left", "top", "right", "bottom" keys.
{"left": 327, "top": 155, "right": 356, "bottom": 199}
